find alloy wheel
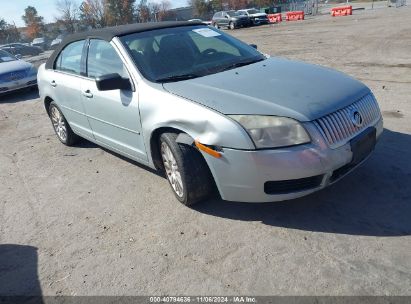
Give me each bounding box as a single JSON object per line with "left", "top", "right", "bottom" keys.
{"left": 50, "top": 106, "right": 67, "bottom": 142}
{"left": 161, "top": 142, "right": 184, "bottom": 198}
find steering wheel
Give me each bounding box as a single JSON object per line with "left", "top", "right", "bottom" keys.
{"left": 195, "top": 48, "right": 218, "bottom": 66}
{"left": 201, "top": 48, "right": 218, "bottom": 56}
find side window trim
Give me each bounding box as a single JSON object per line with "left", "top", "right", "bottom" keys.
{"left": 80, "top": 39, "right": 89, "bottom": 77}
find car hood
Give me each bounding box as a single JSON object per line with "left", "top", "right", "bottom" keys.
{"left": 163, "top": 57, "right": 370, "bottom": 121}
{"left": 0, "top": 60, "right": 32, "bottom": 73}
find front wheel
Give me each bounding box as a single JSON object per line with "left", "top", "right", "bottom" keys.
{"left": 159, "top": 133, "right": 214, "bottom": 206}
{"left": 229, "top": 22, "right": 235, "bottom": 30}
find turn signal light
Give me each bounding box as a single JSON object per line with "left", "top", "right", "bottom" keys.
{"left": 194, "top": 140, "right": 222, "bottom": 158}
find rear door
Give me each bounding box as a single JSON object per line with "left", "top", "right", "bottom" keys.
{"left": 51, "top": 40, "right": 93, "bottom": 140}
{"left": 80, "top": 39, "right": 147, "bottom": 162}
{"left": 222, "top": 13, "right": 231, "bottom": 27}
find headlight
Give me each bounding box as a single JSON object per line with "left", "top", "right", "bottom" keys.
{"left": 229, "top": 115, "right": 311, "bottom": 148}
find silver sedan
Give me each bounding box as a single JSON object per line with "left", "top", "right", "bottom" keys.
{"left": 0, "top": 50, "right": 37, "bottom": 94}
{"left": 37, "top": 22, "right": 383, "bottom": 205}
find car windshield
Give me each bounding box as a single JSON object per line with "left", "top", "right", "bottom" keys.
{"left": 0, "top": 50, "right": 16, "bottom": 63}
{"left": 120, "top": 25, "right": 265, "bottom": 83}
{"left": 247, "top": 9, "right": 260, "bottom": 14}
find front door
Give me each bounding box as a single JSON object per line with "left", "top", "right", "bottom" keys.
{"left": 81, "top": 39, "right": 147, "bottom": 162}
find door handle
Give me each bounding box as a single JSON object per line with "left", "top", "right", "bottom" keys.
{"left": 83, "top": 90, "right": 93, "bottom": 98}
{"left": 51, "top": 80, "right": 57, "bottom": 87}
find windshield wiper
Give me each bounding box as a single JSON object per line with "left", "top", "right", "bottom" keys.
{"left": 217, "top": 58, "right": 265, "bottom": 73}
{"left": 156, "top": 73, "right": 200, "bottom": 83}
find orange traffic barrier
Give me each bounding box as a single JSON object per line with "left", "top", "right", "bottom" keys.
{"left": 331, "top": 5, "right": 353, "bottom": 16}
{"left": 286, "top": 11, "right": 304, "bottom": 21}
{"left": 268, "top": 13, "right": 282, "bottom": 23}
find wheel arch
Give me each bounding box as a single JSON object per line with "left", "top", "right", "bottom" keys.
{"left": 44, "top": 96, "right": 53, "bottom": 116}
{"left": 149, "top": 126, "right": 195, "bottom": 170}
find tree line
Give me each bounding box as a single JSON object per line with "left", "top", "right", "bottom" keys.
{"left": 0, "top": 0, "right": 172, "bottom": 43}
{"left": 1, "top": 0, "right": 277, "bottom": 44}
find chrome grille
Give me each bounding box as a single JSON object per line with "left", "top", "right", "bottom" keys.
{"left": 313, "top": 94, "right": 381, "bottom": 148}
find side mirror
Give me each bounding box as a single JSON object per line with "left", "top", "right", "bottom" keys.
{"left": 15, "top": 54, "right": 22, "bottom": 59}
{"left": 225, "top": 15, "right": 229, "bottom": 18}
{"left": 250, "top": 44, "right": 258, "bottom": 50}
{"left": 95, "top": 73, "right": 131, "bottom": 91}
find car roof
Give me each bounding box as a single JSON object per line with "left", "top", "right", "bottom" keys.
{"left": 61, "top": 21, "right": 202, "bottom": 44}
{"left": 46, "top": 21, "right": 203, "bottom": 70}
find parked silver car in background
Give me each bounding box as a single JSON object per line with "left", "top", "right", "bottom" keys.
{"left": 37, "top": 22, "right": 383, "bottom": 206}
{"left": 50, "top": 34, "right": 65, "bottom": 50}
{"left": 237, "top": 9, "right": 269, "bottom": 25}
{"left": 0, "top": 50, "right": 38, "bottom": 94}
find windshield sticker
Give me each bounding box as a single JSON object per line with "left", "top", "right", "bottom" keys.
{"left": 192, "top": 28, "right": 221, "bottom": 38}
{"left": 0, "top": 56, "right": 15, "bottom": 62}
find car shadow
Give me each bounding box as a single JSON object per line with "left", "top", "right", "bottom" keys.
{"left": 193, "top": 128, "right": 411, "bottom": 237}
{"left": 0, "top": 88, "right": 39, "bottom": 104}
{"left": 0, "top": 244, "right": 43, "bottom": 299}
{"left": 74, "top": 139, "right": 163, "bottom": 177}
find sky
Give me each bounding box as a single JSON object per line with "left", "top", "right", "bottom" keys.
{"left": 0, "top": 0, "right": 189, "bottom": 27}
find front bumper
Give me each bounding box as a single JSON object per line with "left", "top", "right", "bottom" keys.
{"left": 0, "top": 76, "right": 37, "bottom": 94}
{"left": 252, "top": 17, "right": 269, "bottom": 24}
{"left": 202, "top": 117, "right": 383, "bottom": 202}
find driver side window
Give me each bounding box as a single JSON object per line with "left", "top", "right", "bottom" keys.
{"left": 87, "top": 39, "right": 128, "bottom": 79}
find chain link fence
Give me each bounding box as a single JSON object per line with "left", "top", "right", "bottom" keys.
{"left": 271, "top": 0, "right": 320, "bottom": 15}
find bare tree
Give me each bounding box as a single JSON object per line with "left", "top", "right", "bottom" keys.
{"left": 148, "top": 2, "right": 161, "bottom": 21}
{"left": 79, "top": 0, "right": 107, "bottom": 29}
{"left": 137, "top": 0, "right": 151, "bottom": 22}
{"left": 189, "top": 0, "right": 213, "bottom": 19}
{"left": 158, "top": 0, "right": 171, "bottom": 21}
{"left": 0, "top": 19, "right": 21, "bottom": 44}
{"left": 105, "top": 0, "right": 136, "bottom": 26}
{"left": 55, "top": 0, "right": 78, "bottom": 33}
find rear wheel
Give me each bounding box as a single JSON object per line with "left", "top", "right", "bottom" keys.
{"left": 49, "top": 101, "right": 79, "bottom": 146}
{"left": 213, "top": 22, "right": 219, "bottom": 29}
{"left": 159, "top": 132, "right": 214, "bottom": 206}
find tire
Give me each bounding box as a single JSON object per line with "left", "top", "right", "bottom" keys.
{"left": 213, "top": 22, "right": 219, "bottom": 29}
{"left": 48, "top": 101, "right": 79, "bottom": 146}
{"left": 159, "top": 132, "right": 214, "bottom": 206}
{"left": 229, "top": 22, "right": 235, "bottom": 30}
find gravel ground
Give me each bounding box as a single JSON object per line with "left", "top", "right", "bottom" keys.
{"left": 1, "top": 5, "right": 411, "bottom": 296}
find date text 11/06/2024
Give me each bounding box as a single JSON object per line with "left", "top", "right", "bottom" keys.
{"left": 149, "top": 296, "right": 257, "bottom": 303}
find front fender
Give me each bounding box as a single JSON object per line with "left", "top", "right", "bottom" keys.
{"left": 139, "top": 82, "right": 255, "bottom": 166}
